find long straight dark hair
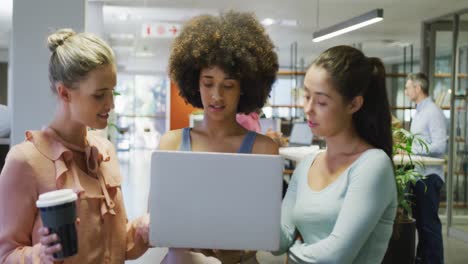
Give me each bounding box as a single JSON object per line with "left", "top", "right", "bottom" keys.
{"left": 312, "top": 45, "right": 393, "bottom": 158}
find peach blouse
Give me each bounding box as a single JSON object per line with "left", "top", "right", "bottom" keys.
{"left": 0, "top": 128, "right": 148, "bottom": 263}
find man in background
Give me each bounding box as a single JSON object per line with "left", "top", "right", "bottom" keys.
{"left": 405, "top": 72, "right": 447, "bottom": 264}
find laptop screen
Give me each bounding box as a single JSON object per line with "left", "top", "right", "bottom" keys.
{"left": 289, "top": 122, "right": 313, "bottom": 146}
{"left": 149, "top": 151, "right": 283, "bottom": 250}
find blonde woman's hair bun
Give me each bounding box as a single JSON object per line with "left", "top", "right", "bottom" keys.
{"left": 47, "top": 28, "right": 115, "bottom": 94}
{"left": 47, "top": 28, "right": 76, "bottom": 52}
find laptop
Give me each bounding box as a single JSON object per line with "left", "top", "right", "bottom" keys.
{"left": 288, "top": 122, "right": 313, "bottom": 147}
{"left": 149, "top": 150, "right": 284, "bottom": 251}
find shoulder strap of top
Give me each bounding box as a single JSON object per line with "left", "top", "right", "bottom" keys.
{"left": 238, "top": 131, "right": 257, "bottom": 153}
{"left": 179, "top": 127, "right": 192, "bottom": 151}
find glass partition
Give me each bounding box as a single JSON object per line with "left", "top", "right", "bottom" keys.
{"left": 452, "top": 11, "right": 468, "bottom": 236}
{"left": 424, "top": 8, "right": 468, "bottom": 242}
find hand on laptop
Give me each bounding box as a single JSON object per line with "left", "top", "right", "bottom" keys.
{"left": 134, "top": 213, "right": 151, "bottom": 246}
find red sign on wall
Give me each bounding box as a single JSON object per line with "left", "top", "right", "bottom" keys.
{"left": 142, "top": 23, "right": 181, "bottom": 38}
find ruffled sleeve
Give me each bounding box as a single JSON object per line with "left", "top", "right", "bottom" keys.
{"left": 0, "top": 144, "right": 42, "bottom": 264}
{"left": 25, "top": 130, "right": 82, "bottom": 192}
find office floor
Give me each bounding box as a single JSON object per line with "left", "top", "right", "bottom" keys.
{"left": 119, "top": 149, "right": 468, "bottom": 264}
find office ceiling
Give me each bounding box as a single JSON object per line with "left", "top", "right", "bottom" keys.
{"left": 1, "top": 0, "right": 467, "bottom": 72}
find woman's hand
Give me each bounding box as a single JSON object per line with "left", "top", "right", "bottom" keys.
{"left": 265, "top": 129, "right": 287, "bottom": 147}
{"left": 38, "top": 218, "right": 79, "bottom": 263}
{"left": 135, "top": 213, "right": 150, "bottom": 245}
{"left": 38, "top": 227, "right": 62, "bottom": 264}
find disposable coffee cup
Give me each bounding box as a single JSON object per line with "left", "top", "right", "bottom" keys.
{"left": 36, "top": 189, "right": 78, "bottom": 259}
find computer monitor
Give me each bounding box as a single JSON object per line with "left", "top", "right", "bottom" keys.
{"left": 288, "top": 122, "right": 313, "bottom": 146}
{"left": 259, "top": 118, "right": 281, "bottom": 134}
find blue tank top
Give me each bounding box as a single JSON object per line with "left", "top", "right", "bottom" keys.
{"left": 179, "top": 127, "right": 257, "bottom": 153}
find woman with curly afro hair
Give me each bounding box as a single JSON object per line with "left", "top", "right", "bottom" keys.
{"left": 158, "top": 10, "right": 279, "bottom": 264}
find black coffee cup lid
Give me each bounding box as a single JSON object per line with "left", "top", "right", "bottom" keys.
{"left": 36, "top": 189, "right": 77, "bottom": 208}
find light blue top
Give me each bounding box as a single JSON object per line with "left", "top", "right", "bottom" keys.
{"left": 410, "top": 97, "right": 447, "bottom": 181}
{"left": 179, "top": 127, "right": 257, "bottom": 153}
{"left": 276, "top": 149, "right": 397, "bottom": 264}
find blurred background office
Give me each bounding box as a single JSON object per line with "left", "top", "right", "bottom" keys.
{"left": 0, "top": 0, "right": 468, "bottom": 263}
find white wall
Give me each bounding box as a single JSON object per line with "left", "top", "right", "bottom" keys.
{"left": 9, "top": 0, "right": 86, "bottom": 145}
{"left": 86, "top": 1, "right": 105, "bottom": 37}
{"left": 119, "top": 56, "right": 169, "bottom": 74}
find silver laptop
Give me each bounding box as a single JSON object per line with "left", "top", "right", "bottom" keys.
{"left": 149, "top": 150, "right": 284, "bottom": 251}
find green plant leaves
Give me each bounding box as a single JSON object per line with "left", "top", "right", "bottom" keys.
{"left": 392, "top": 127, "right": 429, "bottom": 217}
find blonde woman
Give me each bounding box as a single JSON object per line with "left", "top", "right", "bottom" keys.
{"left": 0, "top": 29, "right": 150, "bottom": 264}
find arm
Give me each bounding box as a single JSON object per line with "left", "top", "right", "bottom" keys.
{"left": 124, "top": 130, "right": 184, "bottom": 259}
{"left": 101, "top": 141, "right": 150, "bottom": 260}
{"left": 425, "top": 110, "right": 447, "bottom": 156}
{"left": 125, "top": 215, "right": 150, "bottom": 260}
{"left": 272, "top": 158, "right": 303, "bottom": 255}
{"left": 288, "top": 152, "right": 396, "bottom": 263}
{"left": 125, "top": 129, "right": 183, "bottom": 257}
{"left": 0, "top": 145, "right": 41, "bottom": 264}
{"left": 158, "top": 130, "right": 182, "bottom": 151}
{"left": 413, "top": 109, "right": 447, "bottom": 156}
{"left": 252, "top": 134, "right": 279, "bottom": 155}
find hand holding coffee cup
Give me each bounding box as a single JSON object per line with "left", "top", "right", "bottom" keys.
{"left": 38, "top": 227, "right": 63, "bottom": 263}
{"left": 36, "top": 189, "right": 78, "bottom": 260}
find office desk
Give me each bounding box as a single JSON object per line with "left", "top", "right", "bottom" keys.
{"left": 279, "top": 146, "right": 446, "bottom": 166}
{"left": 393, "top": 154, "right": 445, "bottom": 166}
{"left": 279, "top": 146, "right": 320, "bottom": 162}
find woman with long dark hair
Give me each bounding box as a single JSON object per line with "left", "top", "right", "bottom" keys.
{"left": 275, "top": 45, "right": 397, "bottom": 263}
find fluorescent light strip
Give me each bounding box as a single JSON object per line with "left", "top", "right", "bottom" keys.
{"left": 261, "top": 18, "right": 276, "bottom": 26}
{"left": 313, "top": 17, "right": 382, "bottom": 42}
{"left": 312, "top": 9, "right": 383, "bottom": 42}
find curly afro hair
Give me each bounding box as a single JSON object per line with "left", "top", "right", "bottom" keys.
{"left": 169, "top": 10, "right": 279, "bottom": 114}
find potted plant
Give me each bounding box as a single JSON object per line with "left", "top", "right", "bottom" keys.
{"left": 382, "top": 127, "right": 429, "bottom": 264}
